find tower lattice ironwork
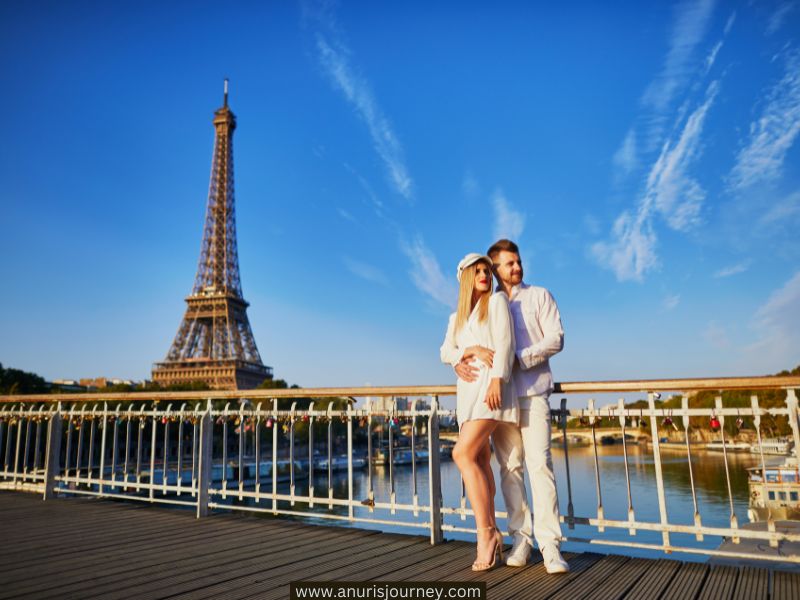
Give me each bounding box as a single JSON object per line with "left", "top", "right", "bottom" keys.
{"left": 152, "top": 82, "right": 271, "bottom": 390}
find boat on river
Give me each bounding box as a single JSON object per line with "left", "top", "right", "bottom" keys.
{"left": 705, "top": 441, "right": 751, "bottom": 452}
{"left": 750, "top": 437, "right": 792, "bottom": 455}
{"left": 747, "top": 457, "right": 800, "bottom": 522}
{"left": 315, "top": 455, "right": 367, "bottom": 471}
{"left": 372, "top": 447, "right": 430, "bottom": 466}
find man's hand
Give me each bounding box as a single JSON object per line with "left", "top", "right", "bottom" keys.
{"left": 484, "top": 378, "right": 502, "bottom": 410}
{"left": 454, "top": 360, "right": 479, "bottom": 382}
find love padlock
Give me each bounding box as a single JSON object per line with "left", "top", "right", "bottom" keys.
{"left": 710, "top": 416, "right": 721, "bottom": 431}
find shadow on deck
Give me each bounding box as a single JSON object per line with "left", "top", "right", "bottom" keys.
{"left": 0, "top": 492, "right": 798, "bottom": 600}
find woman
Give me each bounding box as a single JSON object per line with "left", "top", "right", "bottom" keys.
{"left": 440, "top": 252, "right": 516, "bottom": 571}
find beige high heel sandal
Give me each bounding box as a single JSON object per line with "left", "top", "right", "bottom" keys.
{"left": 471, "top": 527, "right": 504, "bottom": 572}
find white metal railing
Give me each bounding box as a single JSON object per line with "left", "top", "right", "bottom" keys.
{"left": 1, "top": 375, "right": 799, "bottom": 564}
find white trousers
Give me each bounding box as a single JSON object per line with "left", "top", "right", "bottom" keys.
{"left": 492, "top": 395, "right": 563, "bottom": 549}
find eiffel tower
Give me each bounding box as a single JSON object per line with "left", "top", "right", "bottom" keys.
{"left": 152, "top": 81, "right": 271, "bottom": 390}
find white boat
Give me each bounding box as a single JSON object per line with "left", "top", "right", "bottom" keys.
{"left": 315, "top": 455, "right": 367, "bottom": 471}
{"left": 747, "top": 458, "right": 800, "bottom": 522}
{"left": 705, "top": 441, "right": 751, "bottom": 452}
{"left": 751, "top": 438, "right": 792, "bottom": 455}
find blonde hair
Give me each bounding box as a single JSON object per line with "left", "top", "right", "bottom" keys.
{"left": 455, "top": 260, "right": 493, "bottom": 332}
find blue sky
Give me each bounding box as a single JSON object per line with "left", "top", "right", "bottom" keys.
{"left": 1, "top": 0, "right": 798, "bottom": 389}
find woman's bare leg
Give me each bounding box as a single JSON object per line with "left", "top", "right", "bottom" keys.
{"left": 478, "top": 443, "right": 496, "bottom": 520}
{"left": 453, "top": 419, "right": 499, "bottom": 565}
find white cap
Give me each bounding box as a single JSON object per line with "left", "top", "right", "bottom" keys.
{"left": 456, "top": 253, "right": 492, "bottom": 282}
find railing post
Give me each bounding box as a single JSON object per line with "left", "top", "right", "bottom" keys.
{"left": 347, "top": 400, "right": 354, "bottom": 521}
{"left": 43, "top": 403, "right": 63, "bottom": 501}
{"left": 196, "top": 399, "right": 213, "bottom": 518}
{"left": 647, "top": 392, "right": 671, "bottom": 551}
{"left": 787, "top": 389, "right": 800, "bottom": 455}
{"left": 560, "top": 397, "right": 575, "bottom": 529}
{"left": 99, "top": 402, "right": 108, "bottom": 496}
{"left": 427, "top": 396, "right": 443, "bottom": 545}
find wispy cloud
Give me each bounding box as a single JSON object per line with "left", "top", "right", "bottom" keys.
{"left": 591, "top": 210, "right": 658, "bottom": 282}
{"left": 462, "top": 171, "right": 480, "bottom": 197}
{"left": 703, "top": 40, "right": 723, "bottom": 74}
{"left": 749, "top": 271, "right": 800, "bottom": 363}
{"left": 593, "top": 82, "right": 718, "bottom": 281}
{"left": 640, "top": 0, "right": 717, "bottom": 147}
{"left": 399, "top": 235, "right": 457, "bottom": 309}
{"left": 714, "top": 261, "right": 751, "bottom": 278}
{"left": 342, "top": 256, "right": 388, "bottom": 286}
{"left": 612, "top": 129, "right": 639, "bottom": 178}
{"left": 647, "top": 80, "right": 719, "bottom": 231}
{"left": 729, "top": 50, "right": 800, "bottom": 191}
{"left": 759, "top": 190, "right": 800, "bottom": 225}
{"left": 314, "top": 34, "right": 413, "bottom": 200}
{"left": 337, "top": 208, "right": 356, "bottom": 223}
{"left": 724, "top": 11, "right": 736, "bottom": 35}
{"left": 766, "top": 2, "right": 796, "bottom": 35}
{"left": 663, "top": 294, "right": 681, "bottom": 310}
{"left": 343, "top": 162, "right": 384, "bottom": 215}
{"left": 492, "top": 189, "right": 525, "bottom": 242}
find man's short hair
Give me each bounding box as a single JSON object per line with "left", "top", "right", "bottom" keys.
{"left": 487, "top": 239, "right": 520, "bottom": 260}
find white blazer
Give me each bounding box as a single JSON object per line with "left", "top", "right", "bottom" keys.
{"left": 440, "top": 292, "right": 518, "bottom": 426}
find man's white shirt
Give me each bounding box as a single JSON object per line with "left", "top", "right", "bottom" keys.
{"left": 504, "top": 282, "right": 564, "bottom": 405}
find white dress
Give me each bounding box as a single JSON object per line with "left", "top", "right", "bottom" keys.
{"left": 440, "top": 292, "right": 517, "bottom": 426}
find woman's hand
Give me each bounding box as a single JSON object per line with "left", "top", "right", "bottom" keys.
{"left": 484, "top": 378, "right": 502, "bottom": 411}
{"left": 463, "top": 345, "right": 494, "bottom": 368}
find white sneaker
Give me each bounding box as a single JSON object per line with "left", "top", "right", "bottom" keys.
{"left": 541, "top": 545, "right": 569, "bottom": 574}
{"left": 505, "top": 537, "right": 531, "bottom": 567}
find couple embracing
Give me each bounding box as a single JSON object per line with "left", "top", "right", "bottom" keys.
{"left": 440, "top": 239, "right": 568, "bottom": 574}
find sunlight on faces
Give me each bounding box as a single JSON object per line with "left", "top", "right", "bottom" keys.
{"left": 473, "top": 262, "right": 492, "bottom": 295}
{"left": 455, "top": 259, "right": 493, "bottom": 332}
{"left": 492, "top": 250, "right": 523, "bottom": 288}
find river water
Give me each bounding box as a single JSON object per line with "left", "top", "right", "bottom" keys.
{"left": 273, "top": 442, "right": 786, "bottom": 562}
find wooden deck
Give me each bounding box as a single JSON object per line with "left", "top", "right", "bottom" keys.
{"left": 0, "top": 493, "right": 798, "bottom": 600}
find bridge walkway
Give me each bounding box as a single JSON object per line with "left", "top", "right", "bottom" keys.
{"left": 0, "top": 492, "right": 797, "bottom": 600}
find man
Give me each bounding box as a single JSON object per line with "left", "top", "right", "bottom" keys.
{"left": 455, "top": 239, "right": 568, "bottom": 573}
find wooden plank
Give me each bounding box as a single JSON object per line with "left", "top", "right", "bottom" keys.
{"left": 659, "top": 561, "right": 708, "bottom": 600}
{"left": 440, "top": 543, "right": 516, "bottom": 581}
{"left": 237, "top": 537, "right": 428, "bottom": 600}
{"left": 0, "top": 491, "right": 793, "bottom": 600}
{"left": 548, "top": 554, "right": 630, "bottom": 600}
{"left": 486, "top": 552, "right": 595, "bottom": 600}
{"left": 334, "top": 539, "right": 462, "bottom": 581}
{"left": 58, "top": 525, "right": 384, "bottom": 600}
{"left": 162, "top": 536, "right": 420, "bottom": 600}
{"left": 0, "top": 520, "right": 321, "bottom": 599}
{"left": 732, "top": 565, "right": 769, "bottom": 600}
{"left": 622, "top": 558, "right": 681, "bottom": 600}
{"left": 411, "top": 545, "right": 506, "bottom": 582}
{"left": 374, "top": 542, "right": 475, "bottom": 581}
{"left": 0, "top": 509, "right": 257, "bottom": 562}
{"left": 582, "top": 557, "right": 651, "bottom": 600}
{"left": 697, "top": 564, "right": 738, "bottom": 600}
{"left": 773, "top": 569, "right": 800, "bottom": 600}
{"left": 0, "top": 514, "right": 202, "bottom": 559}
